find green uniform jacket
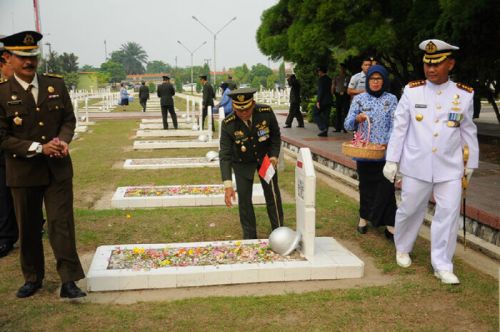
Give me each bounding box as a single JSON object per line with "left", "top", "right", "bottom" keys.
{"left": 219, "top": 104, "right": 281, "bottom": 181}
{"left": 0, "top": 74, "right": 75, "bottom": 187}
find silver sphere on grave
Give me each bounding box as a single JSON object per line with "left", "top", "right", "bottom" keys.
{"left": 268, "top": 227, "right": 301, "bottom": 256}
{"left": 198, "top": 134, "right": 209, "bottom": 142}
{"left": 192, "top": 124, "right": 200, "bottom": 131}
{"left": 205, "top": 151, "right": 219, "bottom": 161}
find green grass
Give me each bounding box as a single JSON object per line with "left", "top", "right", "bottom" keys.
{"left": 0, "top": 118, "right": 497, "bottom": 331}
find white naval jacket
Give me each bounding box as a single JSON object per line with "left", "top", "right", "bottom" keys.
{"left": 386, "top": 79, "right": 479, "bottom": 183}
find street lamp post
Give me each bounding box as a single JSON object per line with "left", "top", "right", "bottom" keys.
{"left": 177, "top": 40, "right": 207, "bottom": 92}
{"left": 192, "top": 16, "right": 237, "bottom": 85}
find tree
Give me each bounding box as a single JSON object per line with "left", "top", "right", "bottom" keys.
{"left": 111, "top": 42, "right": 148, "bottom": 75}
{"left": 256, "top": 0, "right": 500, "bottom": 120}
{"left": 278, "top": 62, "right": 286, "bottom": 87}
{"left": 146, "top": 60, "right": 171, "bottom": 74}
{"left": 249, "top": 63, "right": 273, "bottom": 89}
{"left": 101, "top": 60, "right": 126, "bottom": 83}
{"left": 80, "top": 64, "right": 99, "bottom": 72}
{"left": 231, "top": 64, "right": 250, "bottom": 84}
{"left": 59, "top": 52, "right": 79, "bottom": 73}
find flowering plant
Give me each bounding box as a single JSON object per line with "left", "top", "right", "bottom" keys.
{"left": 124, "top": 185, "right": 226, "bottom": 197}
{"left": 108, "top": 241, "right": 303, "bottom": 270}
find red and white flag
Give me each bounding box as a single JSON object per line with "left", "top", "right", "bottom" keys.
{"left": 259, "top": 155, "right": 275, "bottom": 184}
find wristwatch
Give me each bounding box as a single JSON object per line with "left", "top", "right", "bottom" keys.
{"left": 35, "top": 143, "right": 43, "bottom": 154}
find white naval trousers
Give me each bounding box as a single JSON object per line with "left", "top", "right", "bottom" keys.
{"left": 394, "top": 176, "right": 462, "bottom": 272}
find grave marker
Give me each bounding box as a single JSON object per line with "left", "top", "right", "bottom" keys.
{"left": 295, "top": 148, "right": 316, "bottom": 259}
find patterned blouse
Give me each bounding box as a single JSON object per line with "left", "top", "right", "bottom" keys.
{"left": 344, "top": 91, "right": 397, "bottom": 145}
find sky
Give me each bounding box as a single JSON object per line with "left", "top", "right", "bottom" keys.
{"left": 0, "top": 0, "right": 280, "bottom": 70}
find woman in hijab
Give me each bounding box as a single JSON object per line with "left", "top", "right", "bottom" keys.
{"left": 344, "top": 65, "right": 398, "bottom": 239}
{"left": 215, "top": 82, "right": 233, "bottom": 117}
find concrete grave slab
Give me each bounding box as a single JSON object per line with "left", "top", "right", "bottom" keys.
{"left": 123, "top": 157, "right": 219, "bottom": 170}
{"left": 133, "top": 140, "right": 219, "bottom": 150}
{"left": 136, "top": 129, "right": 210, "bottom": 138}
{"left": 111, "top": 184, "right": 265, "bottom": 208}
{"left": 87, "top": 237, "right": 364, "bottom": 292}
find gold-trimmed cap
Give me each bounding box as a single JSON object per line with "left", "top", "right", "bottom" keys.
{"left": 419, "top": 39, "right": 459, "bottom": 64}
{"left": 0, "top": 31, "right": 42, "bottom": 57}
{"left": 228, "top": 88, "right": 257, "bottom": 111}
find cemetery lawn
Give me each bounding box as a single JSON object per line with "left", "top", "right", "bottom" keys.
{"left": 0, "top": 119, "right": 497, "bottom": 331}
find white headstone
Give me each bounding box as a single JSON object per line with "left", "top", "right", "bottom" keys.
{"left": 295, "top": 147, "right": 316, "bottom": 258}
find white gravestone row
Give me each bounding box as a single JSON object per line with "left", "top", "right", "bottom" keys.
{"left": 87, "top": 147, "right": 364, "bottom": 291}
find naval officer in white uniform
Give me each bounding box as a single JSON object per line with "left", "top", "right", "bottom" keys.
{"left": 383, "top": 39, "right": 479, "bottom": 284}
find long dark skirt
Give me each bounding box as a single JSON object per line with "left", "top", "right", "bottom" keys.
{"left": 357, "top": 161, "right": 396, "bottom": 227}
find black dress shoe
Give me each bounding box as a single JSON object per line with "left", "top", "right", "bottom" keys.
{"left": 333, "top": 129, "right": 341, "bottom": 132}
{"left": 60, "top": 281, "right": 86, "bottom": 299}
{"left": 16, "top": 281, "right": 42, "bottom": 298}
{"left": 283, "top": 125, "right": 291, "bottom": 128}
{"left": 0, "top": 243, "right": 14, "bottom": 258}
{"left": 297, "top": 125, "right": 304, "bottom": 128}
{"left": 385, "top": 228, "right": 395, "bottom": 241}
{"left": 357, "top": 225, "right": 367, "bottom": 234}
{"left": 317, "top": 131, "right": 328, "bottom": 137}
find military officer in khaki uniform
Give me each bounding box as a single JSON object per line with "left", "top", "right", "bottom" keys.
{"left": 0, "top": 31, "right": 86, "bottom": 298}
{"left": 219, "top": 88, "right": 284, "bottom": 239}
{"left": 384, "top": 39, "right": 479, "bottom": 284}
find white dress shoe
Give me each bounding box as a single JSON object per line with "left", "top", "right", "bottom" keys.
{"left": 396, "top": 252, "right": 411, "bottom": 268}
{"left": 434, "top": 270, "right": 460, "bottom": 284}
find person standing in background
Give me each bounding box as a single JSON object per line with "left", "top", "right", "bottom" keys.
{"left": 348, "top": 58, "right": 372, "bottom": 98}
{"left": 283, "top": 74, "right": 304, "bottom": 128}
{"left": 332, "top": 63, "right": 350, "bottom": 132}
{"left": 157, "top": 75, "right": 177, "bottom": 129}
{"left": 119, "top": 83, "right": 129, "bottom": 111}
{"left": 200, "top": 75, "right": 215, "bottom": 132}
{"left": 314, "top": 66, "right": 333, "bottom": 137}
{"left": 214, "top": 82, "right": 232, "bottom": 117}
{"left": 0, "top": 39, "right": 17, "bottom": 259}
{"left": 138, "top": 81, "right": 150, "bottom": 112}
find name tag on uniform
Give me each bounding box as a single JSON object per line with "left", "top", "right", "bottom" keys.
{"left": 415, "top": 104, "right": 427, "bottom": 108}
{"left": 7, "top": 100, "right": 22, "bottom": 105}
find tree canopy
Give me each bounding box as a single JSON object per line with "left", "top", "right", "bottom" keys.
{"left": 111, "top": 42, "right": 148, "bottom": 75}
{"left": 256, "top": 0, "right": 500, "bottom": 119}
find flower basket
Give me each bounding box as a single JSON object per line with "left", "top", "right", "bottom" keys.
{"left": 342, "top": 118, "right": 386, "bottom": 160}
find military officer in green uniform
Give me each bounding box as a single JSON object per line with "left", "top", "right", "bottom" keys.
{"left": 219, "top": 88, "right": 284, "bottom": 239}
{"left": 0, "top": 31, "right": 86, "bottom": 299}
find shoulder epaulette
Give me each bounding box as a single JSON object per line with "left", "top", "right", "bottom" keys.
{"left": 456, "top": 82, "right": 473, "bottom": 93}
{"left": 0, "top": 78, "right": 8, "bottom": 84}
{"left": 408, "top": 80, "right": 425, "bottom": 88}
{"left": 256, "top": 104, "right": 272, "bottom": 112}
{"left": 43, "top": 73, "right": 64, "bottom": 79}
{"left": 224, "top": 114, "right": 236, "bottom": 124}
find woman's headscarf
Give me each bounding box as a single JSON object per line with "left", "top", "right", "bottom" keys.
{"left": 365, "top": 64, "right": 389, "bottom": 97}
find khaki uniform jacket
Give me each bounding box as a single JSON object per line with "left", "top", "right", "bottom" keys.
{"left": 219, "top": 104, "right": 281, "bottom": 181}
{"left": 0, "top": 74, "right": 75, "bottom": 187}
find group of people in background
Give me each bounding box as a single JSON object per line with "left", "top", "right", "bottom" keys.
{"left": 283, "top": 39, "right": 478, "bottom": 285}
